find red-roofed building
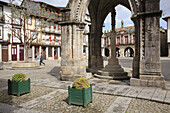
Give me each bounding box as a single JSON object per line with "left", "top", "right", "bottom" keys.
{"left": 102, "top": 21, "right": 167, "bottom": 58}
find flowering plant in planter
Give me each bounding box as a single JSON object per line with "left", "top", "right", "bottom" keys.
{"left": 8, "top": 73, "right": 30, "bottom": 96}
{"left": 68, "top": 77, "right": 92, "bottom": 107}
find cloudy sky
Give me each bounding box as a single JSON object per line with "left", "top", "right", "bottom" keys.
{"left": 6, "top": 0, "right": 170, "bottom": 30}
{"left": 35, "top": 0, "right": 170, "bottom": 30}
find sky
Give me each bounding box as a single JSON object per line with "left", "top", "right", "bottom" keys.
{"left": 4, "top": 0, "right": 170, "bottom": 30}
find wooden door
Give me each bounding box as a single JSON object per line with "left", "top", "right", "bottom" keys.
{"left": 12, "top": 45, "right": 17, "bottom": 61}
{"left": 54, "top": 48, "right": 58, "bottom": 59}
{"left": 19, "top": 46, "right": 24, "bottom": 61}
{"left": 2, "top": 45, "right": 8, "bottom": 62}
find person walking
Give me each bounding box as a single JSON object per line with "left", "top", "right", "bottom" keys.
{"left": 40, "top": 52, "right": 45, "bottom": 66}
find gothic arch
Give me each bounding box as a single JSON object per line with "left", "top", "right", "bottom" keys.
{"left": 61, "top": 0, "right": 165, "bottom": 88}
{"left": 66, "top": 0, "right": 140, "bottom": 23}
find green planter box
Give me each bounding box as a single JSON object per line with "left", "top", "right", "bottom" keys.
{"left": 68, "top": 84, "right": 92, "bottom": 107}
{"left": 8, "top": 78, "right": 31, "bottom": 96}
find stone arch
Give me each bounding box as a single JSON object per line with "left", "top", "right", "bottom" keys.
{"left": 66, "top": 0, "right": 140, "bottom": 23}
{"left": 105, "top": 48, "right": 110, "bottom": 57}
{"left": 116, "top": 47, "right": 120, "bottom": 57}
{"left": 61, "top": 0, "right": 165, "bottom": 88}
{"left": 124, "top": 47, "right": 134, "bottom": 57}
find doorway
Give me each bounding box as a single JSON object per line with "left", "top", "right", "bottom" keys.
{"left": 12, "top": 45, "right": 17, "bottom": 61}
{"left": 2, "top": 45, "right": 8, "bottom": 62}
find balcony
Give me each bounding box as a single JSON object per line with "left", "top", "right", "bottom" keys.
{"left": 40, "top": 11, "right": 62, "bottom": 22}
{"left": 42, "top": 39, "right": 61, "bottom": 46}
{"left": 42, "top": 27, "right": 61, "bottom": 35}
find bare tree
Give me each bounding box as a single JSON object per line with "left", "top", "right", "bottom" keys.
{"left": 6, "top": 0, "right": 53, "bottom": 62}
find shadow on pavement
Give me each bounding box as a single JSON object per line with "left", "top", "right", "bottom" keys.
{"left": 48, "top": 66, "right": 61, "bottom": 80}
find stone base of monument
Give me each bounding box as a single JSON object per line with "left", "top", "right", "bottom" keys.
{"left": 61, "top": 73, "right": 93, "bottom": 81}
{"left": 101, "top": 72, "right": 129, "bottom": 80}
{"left": 130, "top": 75, "right": 165, "bottom": 89}
{"left": 11, "top": 62, "right": 40, "bottom": 68}
{"left": 97, "top": 58, "right": 130, "bottom": 80}
{"left": 86, "top": 67, "right": 103, "bottom": 74}
{"left": 99, "top": 64, "right": 129, "bottom": 80}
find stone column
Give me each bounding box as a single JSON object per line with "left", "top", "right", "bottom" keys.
{"left": 86, "top": 46, "right": 88, "bottom": 59}
{"left": 131, "top": 17, "right": 140, "bottom": 78}
{"left": 0, "top": 44, "right": 2, "bottom": 62}
{"left": 58, "top": 47, "right": 61, "bottom": 59}
{"left": 95, "top": 30, "right": 103, "bottom": 70}
{"left": 87, "top": 25, "right": 103, "bottom": 74}
{"left": 32, "top": 46, "right": 35, "bottom": 61}
{"left": 8, "top": 44, "right": 11, "bottom": 62}
{"left": 168, "top": 45, "right": 170, "bottom": 57}
{"left": 60, "top": 22, "right": 86, "bottom": 81}
{"left": 101, "top": 8, "right": 128, "bottom": 80}
{"left": 39, "top": 46, "right": 42, "bottom": 57}
{"left": 52, "top": 47, "right": 54, "bottom": 60}
{"left": 131, "top": 0, "right": 165, "bottom": 89}
{"left": 46, "top": 47, "right": 48, "bottom": 60}
{"left": 17, "top": 44, "right": 19, "bottom": 61}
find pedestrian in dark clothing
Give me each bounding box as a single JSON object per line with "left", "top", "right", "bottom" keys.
{"left": 40, "top": 53, "right": 45, "bottom": 66}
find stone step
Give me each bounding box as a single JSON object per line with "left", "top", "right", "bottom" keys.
{"left": 165, "top": 81, "right": 170, "bottom": 90}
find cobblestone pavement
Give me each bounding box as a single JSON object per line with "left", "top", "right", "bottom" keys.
{"left": 0, "top": 60, "right": 170, "bottom": 113}
{"left": 126, "top": 98, "right": 170, "bottom": 113}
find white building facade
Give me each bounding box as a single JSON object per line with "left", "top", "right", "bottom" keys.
{"left": 0, "top": 1, "right": 24, "bottom": 62}
{"left": 163, "top": 16, "right": 170, "bottom": 57}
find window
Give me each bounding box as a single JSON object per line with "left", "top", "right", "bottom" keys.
{"left": 0, "top": 6, "right": 4, "bottom": 23}
{"left": 31, "top": 31, "right": 38, "bottom": 43}
{"left": 133, "top": 35, "right": 135, "bottom": 44}
{"left": 121, "top": 37, "right": 123, "bottom": 44}
{"left": 109, "top": 38, "right": 111, "bottom": 45}
{"left": 28, "top": 17, "right": 32, "bottom": 24}
{"left": 13, "top": 10, "right": 21, "bottom": 25}
{"left": 48, "top": 47, "right": 52, "bottom": 57}
{"left": 35, "top": 18, "right": 40, "bottom": 25}
{"left": 56, "top": 24, "right": 58, "bottom": 31}
{"left": 83, "top": 36, "right": 86, "bottom": 44}
{"left": 116, "top": 37, "right": 120, "bottom": 45}
{"left": 129, "top": 35, "right": 132, "bottom": 44}
{"left": 125, "top": 36, "right": 128, "bottom": 44}
{"left": 0, "top": 6, "right": 3, "bottom": 17}
{"left": 83, "top": 47, "right": 86, "bottom": 56}
{"left": 13, "top": 28, "right": 21, "bottom": 43}
{"left": 0, "top": 26, "right": 2, "bottom": 39}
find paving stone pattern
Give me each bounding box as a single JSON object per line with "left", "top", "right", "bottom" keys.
{"left": 126, "top": 98, "right": 170, "bottom": 113}
{"left": 0, "top": 60, "right": 170, "bottom": 113}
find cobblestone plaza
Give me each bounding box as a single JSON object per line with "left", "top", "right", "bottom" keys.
{"left": 0, "top": 60, "right": 170, "bottom": 113}
{"left": 0, "top": 0, "right": 170, "bottom": 112}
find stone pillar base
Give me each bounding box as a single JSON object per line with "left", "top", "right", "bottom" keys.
{"left": 100, "top": 58, "right": 129, "bottom": 80}
{"left": 87, "top": 67, "right": 103, "bottom": 74}
{"left": 61, "top": 73, "right": 92, "bottom": 81}
{"left": 61, "top": 59, "right": 86, "bottom": 81}
{"left": 87, "top": 56, "right": 103, "bottom": 74}
{"left": 130, "top": 75, "right": 165, "bottom": 89}
{"left": 61, "top": 74, "right": 85, "bottom": 81}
